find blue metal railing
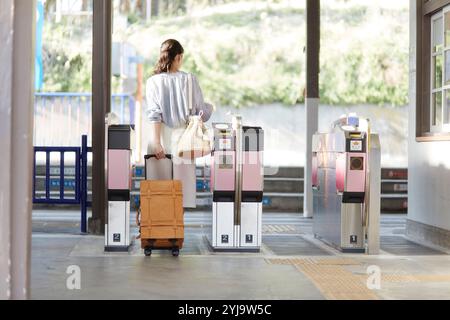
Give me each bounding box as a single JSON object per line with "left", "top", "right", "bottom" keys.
{"left": 34, "top": 93, "right": 135, "bottom": 147}
{"left": 33, "top": 146, "right": 81, "bottom": 205}
{"left": 33, "top": 135, "right": 92, "bottom": 233}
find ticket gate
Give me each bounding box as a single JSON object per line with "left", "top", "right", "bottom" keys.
{"left": 312, "top": 114, "right": 380, "bottom": 254}
{"left": 105, "top": 118, "right": 135, "bottom": 252}
{"left": 210, "top": 116, "right": 264, "bottom": 252}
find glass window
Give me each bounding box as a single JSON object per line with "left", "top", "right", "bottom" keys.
{"left": 430, "top": 12, "right": 448, "bottom": 133}
{"left": 444, "top": 90, "right": 450, "bottom": 124}
{"left": 432, "top": 92, "right": 443, "bottom": 127}
{"left": 434, "top": 54, "right": 443, "bottom": 88}
{"left": 445, "top": 50, "right": 450, "bottom": 85}
{"left": 434, "top": 16, "right": 444, "bottom": 53}
{"left": 445, "top": 11, "right": 450, "bottom": 47}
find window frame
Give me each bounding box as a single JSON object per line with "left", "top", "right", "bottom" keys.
{"left": 442, "top": 6, "right": 450, "bottom": 131}
{"left": 416, "top": 0, "right": 450, "bottom": 142}
{"left": 430, "top": 11, "right": 443, "bottom": 133}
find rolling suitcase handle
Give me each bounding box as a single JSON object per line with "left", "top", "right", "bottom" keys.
{"left": 144, "top": 154, "right": 174, "bottom": 180}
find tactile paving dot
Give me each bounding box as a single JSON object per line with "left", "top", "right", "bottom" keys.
{"left": 415, "top": 275, "right": 450, "bottom": 282}
{"left": 262, "top": 225, "right": 298, "bottom": 234}
{"left": 266, "top": 258, "right": 379, "bottom": 300}
{"left": 315, "top": 258, "right": 360, "bottom": 266}
{"left": 296, "top": 264, "right": 379, "bottom": 300}
{"left": 266, "top": 258, "right": 360, "bottom": 266}
{"left": 266, "top": 258, "right": 450, "bottom": 299}
{"left": 357, "top": 274, "right": 450, "bottom": 283}
{"left": 265, "top": 258, "right": 316, "bottom": 265}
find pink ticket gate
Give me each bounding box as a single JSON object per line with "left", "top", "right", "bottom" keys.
{"left": 312, "top": 114, "right": 381, "bottom": 254}
{"left": 210, "top": 118, "right": 264, "bottom": 252}
{"left": 105, "top": 123, "right": 135, "bottom": 252}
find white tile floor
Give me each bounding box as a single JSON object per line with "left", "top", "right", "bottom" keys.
{"left": 30, "top": 210, "right": 450, "bottom": 300}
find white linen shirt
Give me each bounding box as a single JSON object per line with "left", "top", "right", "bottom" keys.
{"left": 145, "top": 71, "right": 213, "bottom": 128}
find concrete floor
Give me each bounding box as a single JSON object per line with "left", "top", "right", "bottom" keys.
{"left": 31, "top": 210, "right": 450, "bottom": 300}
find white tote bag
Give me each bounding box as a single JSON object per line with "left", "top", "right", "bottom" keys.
{"left": 177, "top": 74, "right": 212, "bottom": 160}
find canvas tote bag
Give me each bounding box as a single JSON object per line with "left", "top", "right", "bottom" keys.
{"left": 176, "top": 74, "right": 212, "bottom": 160}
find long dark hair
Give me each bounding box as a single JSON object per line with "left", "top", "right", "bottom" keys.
{"left": 154, "top": 39, "right": 184, "bottom": 75}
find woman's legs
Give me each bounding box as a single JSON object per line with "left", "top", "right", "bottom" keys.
{"left": 147, "top": 124, "right": 197, "bottom": 208}
{"left": 170, "top": 127, "right": 197, "bottom": 209}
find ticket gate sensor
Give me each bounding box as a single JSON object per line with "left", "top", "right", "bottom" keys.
{"left": 209, "top": 116, "right": 264, "bottom": 252}
{"left": 105, "top": 115, "right": 135, "bottom": 252}
{"left": 312, "top": 114, "right": 380, "bottom": 254}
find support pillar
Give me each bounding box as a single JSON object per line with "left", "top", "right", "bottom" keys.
{"left": 304, "top": 0, "right": 320, "bottom": 218}
{"left": 90, "top": 0, "right": 112, "bottom": 235}
{"left": 0, "top": 0, "right": 36, "bottom": 300}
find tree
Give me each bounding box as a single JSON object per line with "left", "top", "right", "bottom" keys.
{"left": 151, "top": 0, "right": 160, "bottom": 17}
{"left": 44, "top": 0, "right": 57, "bottom": 13}
{"left": 81, "top": 0, "right": 89, "bottom": 11}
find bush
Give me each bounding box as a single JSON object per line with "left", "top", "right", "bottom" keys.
{"left": 41, "top": 0, "right": 409, "bottom": 107}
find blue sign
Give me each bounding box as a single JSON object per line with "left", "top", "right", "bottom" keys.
{"left": 196, "top": 180, "right": 211, "bottom": 192}
{"left": 135, "top": 168, "right": 144, "bottom": 177}
{"left": 132, "top": 195, "right": 141, "bottom": 210}
{"left": 35, "top": 1, "right": 44, "bottom": 91}
{"left": 263, "top": 197, "right": 271, "bottom": 206}
{"left": 50, "top": 179, "right": 76, "bottom": 188}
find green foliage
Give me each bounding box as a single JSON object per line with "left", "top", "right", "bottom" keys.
{"left": 319, "top": 5, "right": 409, "bottom": 106}
{"left": 42, "top": 48, "right": 91, "bottom": 92}
{"left": 41, "top": 0, "right": 409, "bottom": 107}
{"left": 40, "top": 17, "right": 92, "bottom": 92}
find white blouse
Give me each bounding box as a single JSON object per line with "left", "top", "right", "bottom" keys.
{"left": 145, "top": 71, "right": 213, "bottom": 128}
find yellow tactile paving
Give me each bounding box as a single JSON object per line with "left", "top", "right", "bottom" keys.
{"left": 266, "top": 258, "right": 379, "bottom": 300}
{"left": 379, "top": 274, "right": 419, "bottom": 283}
{"left": 358, "top": 274, "right": 450, "bottom": 283}
{"left": 266, "top": 258, "right": 360, "bottom": 266}
{"left": 415, "top": 275, "right": 450, "bottom": 282}
{"left": 315, "top": 258, "right": 361, "bottom": 266}
{"left": 262, "top": 225, "right": 298, "bottom": 234}
{"left": 296, "top": 264, "right": 379, "bottom": 300}
{"left": 267, "top": 258, "right": 450, "bottom": 300}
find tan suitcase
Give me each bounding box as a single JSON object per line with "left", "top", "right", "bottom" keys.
{"left": 139, "top": 180, "right": 184, "bottom": 256}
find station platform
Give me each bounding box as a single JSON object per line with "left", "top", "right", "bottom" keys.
{"left": 31, "top": 210, "right": 450, "bottom": 300}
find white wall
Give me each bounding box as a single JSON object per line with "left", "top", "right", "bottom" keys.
{"left": 140, "top": 103, "right": 408, "bottom": 168}
{"left": 408, "top": 0, "right": 450, "bottom": 231}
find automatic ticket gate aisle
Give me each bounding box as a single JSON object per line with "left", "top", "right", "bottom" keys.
{"left": 105, "top": 114, "right": 135, "bottom": 252}
{"left": 209, "top": 116, "right": 264, "bottom": 252}
{"left": 312, "top": 114, "right": 380, "bottom": 254}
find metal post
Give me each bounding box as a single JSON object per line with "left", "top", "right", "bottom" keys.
{"left": 304, "top": 0, "right": 320, "bottom": 218}
{"left": 74, "top": 148, "right": 81, "bottom": 202}
{"left": 90, "top": 0, "right": 112, "bottom": 235}
{"left": 233, "top": 115, "right": 243, "bottom": 247}
{"left": 367, "top": 134, "right": 381, "bottom": 255}
{"left": 45, "top": 151, "right": 50, "bottom": 200}
{"left": 81, "top": 135, "right": 88, "bottom": 234}
{"left": 60, "top": 152, "right": 65, "bottom": 200}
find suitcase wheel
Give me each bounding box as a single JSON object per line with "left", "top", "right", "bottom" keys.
{"left": 172, "top": 249, "right": 180, "bottom": 257}
{"left": 144, "top": 247, "right": 152, "bottom": 257}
